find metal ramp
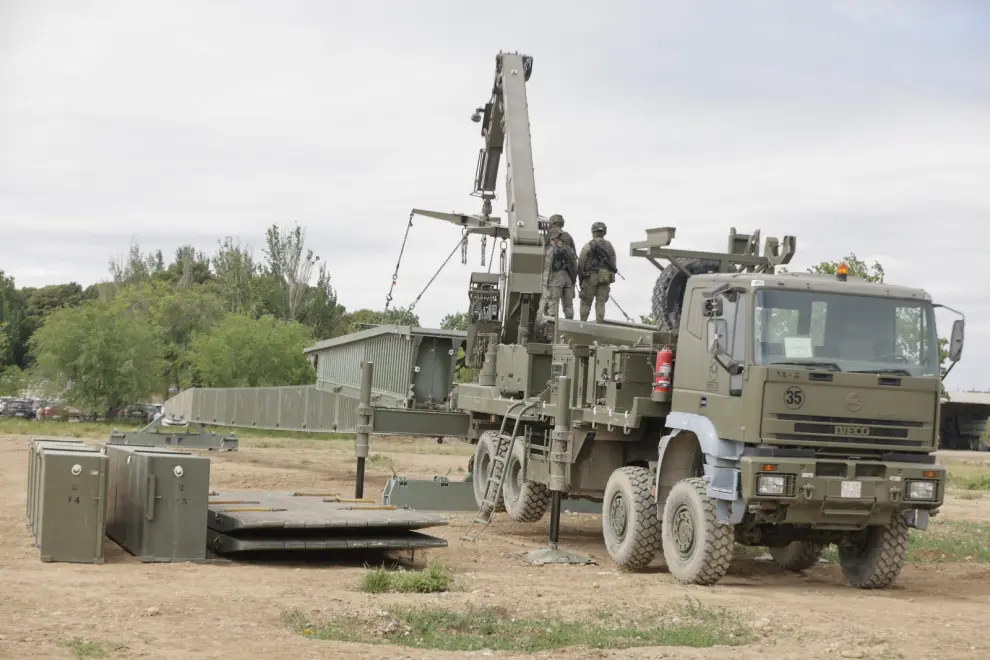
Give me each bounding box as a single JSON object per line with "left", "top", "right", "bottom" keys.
{"left": 108, "top": 418, "right": 239, "bottom": 451}
{"left": 205, "top": 490, "right": 450, "bottom": 555}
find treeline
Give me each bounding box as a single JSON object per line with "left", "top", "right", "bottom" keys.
{"left": 0, "top": 224, "right": 419, "bottom": 415}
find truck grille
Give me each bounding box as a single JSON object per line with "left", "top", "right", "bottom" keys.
{"left": 767, "top": 413, "right": 927, "bottom": 449}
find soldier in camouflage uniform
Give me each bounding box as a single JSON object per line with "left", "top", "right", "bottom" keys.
{"left": 548, "top": 214, "right": 576, "bottom": 254}
{"left": 542, "top": 228, "right": 577, "bottom": 320}
{"left": 577, "top": 221, "right": 617, "bottom": 323}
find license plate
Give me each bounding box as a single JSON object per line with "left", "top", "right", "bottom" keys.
{"left": 840, "top": 480, "right": 862, "bottom": 499}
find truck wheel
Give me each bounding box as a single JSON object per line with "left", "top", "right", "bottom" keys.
{"left": 837, "top": 514, "right": 909, "bottom": 589}
{"left": 768, "top": 541, "right": 825, "bottom": 572}
{"left": 471, "top": 431, "right": 507, "bottom": 512}
{"left": 651, "top": 259, "right": 720, "bottom": 331}
{"left": 502, "top": 439, "right": 550, "bottom": 523}
{"left": 661, "top": 477, "right": 734, "bottom": 585}
{"left": 602, "top": 466, "right": 662, "bottom": 569}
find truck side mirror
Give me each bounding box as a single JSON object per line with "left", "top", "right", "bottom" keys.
{"left": 949, "top": 319, "right": 964, "bottom": 362}
{"left": 707, "top": 318, "right": 743, "bottom": 376}
{"left": 707, "top": 319, "right": 728, "bottom": 355}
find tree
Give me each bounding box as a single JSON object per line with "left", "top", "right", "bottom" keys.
{"left": 116, "top": 281, "right": 227, "bottom": 395}
{"left": 298, "top": 262, "right": 347, "bottom": 340}
{"left": 187, "top": 313, "right": 316, "bottom": 388}
{"left": 262, "top": 223, "right": 320, "bottom": 323}
{"left": 808, "top": 253, "right": 885, "bottom": 283}
{"left": 161, "top": 245, "right": 213, "bottom": 289}
{"left": 342, "top": 306, "right": 420, "bottom": 334}
{"left": 440, "top": 312, "right": 468, "bottom": 331}
{"left": 29, "top": 297, "right": 165, "bottom": 415}
{"left": 0, "top": 364, "right": 24, "bottom": 396}
{"left": 211, "top": 236, "right": 259, "bottom": 314}
{"left": 108, "top": 242, "right": 164, "bottom": 288}
{"left": 0, "top": 271, "right": 30, "bottom": 368}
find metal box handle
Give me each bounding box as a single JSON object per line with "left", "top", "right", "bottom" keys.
{"left": 146, "top": 474, "right": 157, "bottom": 521}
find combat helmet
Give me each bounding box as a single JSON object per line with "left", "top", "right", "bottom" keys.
{"left": 591, "top": 221, "right": 606, "bottom": 235}
{"left": 549, "top": 214, "right": 564, "bottom": 227}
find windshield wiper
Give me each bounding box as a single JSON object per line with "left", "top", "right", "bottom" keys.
{"left": 848, "top": 368, "right": 912, "bottom": 376}
{"left": 770, "top": 361, "right": 842, "bottom": 372}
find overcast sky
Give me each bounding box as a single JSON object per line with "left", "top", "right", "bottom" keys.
{"left": 1, "top": 0, "right": 988, "bottom": 390}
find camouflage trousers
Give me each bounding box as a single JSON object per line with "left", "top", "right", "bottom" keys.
{"left": 544, "top": 271, "right": 574, "bottom": 319}
{"left": 579, "top": 278, "right": 610, "bottom": 323}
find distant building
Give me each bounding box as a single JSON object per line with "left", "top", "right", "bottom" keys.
{"left": 941, "top": 391, "right": 990, "bottom": 451}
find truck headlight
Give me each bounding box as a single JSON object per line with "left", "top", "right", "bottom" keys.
{"left": 757, "top": 474, "right": 787, "bottom": 496}
{"left": 906, "top": 480, "right": 936, "bottom": 501}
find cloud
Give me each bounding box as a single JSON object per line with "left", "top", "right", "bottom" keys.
{"left": 1, "top": 0, "right": 988, "bottom": 389}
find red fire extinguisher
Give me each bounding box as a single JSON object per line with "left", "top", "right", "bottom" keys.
{"left": 654, "top": 345, "right": 673, "bottom": 394}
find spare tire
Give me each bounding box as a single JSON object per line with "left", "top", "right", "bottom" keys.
{"left": 651, "top": 259, "right": 721, "bottom": 331}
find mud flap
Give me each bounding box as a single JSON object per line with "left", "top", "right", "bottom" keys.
{"left": 902, "top": 508, "right": 929, "bottom": 531}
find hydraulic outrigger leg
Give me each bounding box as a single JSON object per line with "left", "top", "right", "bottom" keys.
{"left": 526, "top": 375, "right": 594, "bottom": 565}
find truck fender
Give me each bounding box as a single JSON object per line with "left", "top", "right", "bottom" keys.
{"left": 658, "top": 412, "right": 746, "bottom": 524}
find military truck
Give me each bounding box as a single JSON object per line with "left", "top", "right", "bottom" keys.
{"left": 397, "top": 52, "right": 964, "bottom": 589}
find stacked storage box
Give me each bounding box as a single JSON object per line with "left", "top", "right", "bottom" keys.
{"left": 105, "top": 445, "right": 210, "bottom": 562}
{"left": 28, "top": 438, "right": 108, "bottom": 564}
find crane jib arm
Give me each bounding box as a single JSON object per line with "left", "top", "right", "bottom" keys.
{"left": 474, "top": 53, "right": 541, "bottom": 248}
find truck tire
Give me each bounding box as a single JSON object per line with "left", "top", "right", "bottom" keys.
{"left": 661, "top": 477, "right": 734, "bottom": 585}
{"left": 837, "top": 513, "right": 909, "bottom": 589}
{"left": 651, "top": 259, "right": 720, "bottom": 331}
{"left": 602, "top": 466, "right": 662, "bottom": 569}
{"left": 502, "top": 438, "right": 550, "bottom": 523}
{"left": 768, "top": 541, "right": 825, "bottom": 572}
{"left": 471, "top": 431, "right": 507, "bottom": 513}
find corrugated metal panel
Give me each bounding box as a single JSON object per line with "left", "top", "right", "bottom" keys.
{"left": 316, "top": 331, "right": 415, "bottom": 402}
{"left": 161, "top": 325, "right": 467, "bottom": 434}
{"left": 308, "top": 325, "right": 465, "bottom": 408}
{"left": 163, "top": 385, "right": 363, "bottom": 433}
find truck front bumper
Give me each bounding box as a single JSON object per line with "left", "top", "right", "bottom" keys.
{"left": 739, "top": 455, "right": 945, "bottom": 529}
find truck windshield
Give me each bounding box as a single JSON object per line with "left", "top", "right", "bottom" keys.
{"left": 753, "top": 289, "right": 940, "bottom": 377}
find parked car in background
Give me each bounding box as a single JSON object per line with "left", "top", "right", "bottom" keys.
{"left": 1, "top": 398, "right": 36, "bottom": 419}
{"left": 34, "top": 400, "right": 83, "bottom": 422}
{"left": 120, "top": 403, "right": 159, "bottom": 424}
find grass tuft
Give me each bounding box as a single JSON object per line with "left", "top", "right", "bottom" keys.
{"left": 906, "top": 520, "right": 990, "bottom": 563}
{"left": 58, "top": 638, "right": 127, "bottom": 659}
{"left": 282, "top": 597, "right": 755, "bottom": 651}
{"left": 946, "top": 461, "right": 990, "bottom": 491}
{"left": 359, "top": 560, "right": 454, "bottom": 594}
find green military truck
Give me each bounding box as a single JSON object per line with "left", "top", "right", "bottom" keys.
{"left": 456, "top": 222, "right": 963, "bottom": 590}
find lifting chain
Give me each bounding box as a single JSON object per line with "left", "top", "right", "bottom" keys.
{"left": 486, "top": 235, "right": 497, "bottom": 273}
{"left": 384, "top": 210, "right": 415, "bottom": 311}
{"left": 408, "top": 231, "right": 468, "bottom": 312}
{"left": 608, "top": 294, "right": 633, "bottom": 323}
{"left": 499, "top": 239, "right": 508, "bottom": 283}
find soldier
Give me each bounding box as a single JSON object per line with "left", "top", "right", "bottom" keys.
{"left": 577, "top": 221, "right": 617, "bottom": 323}
{"left": 542, "top": 228, "right": 577, "bottom": 320}
{"left": 548, "top": 214, "right": 576, "bottom": 254}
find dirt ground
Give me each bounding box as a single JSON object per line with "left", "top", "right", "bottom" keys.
{"left": 2, "top": 432, "right": 989, "bottom": 660}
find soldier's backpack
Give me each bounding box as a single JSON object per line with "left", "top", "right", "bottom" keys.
{"left": 589, "top": 243, "right": 616, "bottom": 285}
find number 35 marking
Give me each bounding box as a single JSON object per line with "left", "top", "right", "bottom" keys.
{"left": 784, "top": 386, "right": 804, "bottom": 409}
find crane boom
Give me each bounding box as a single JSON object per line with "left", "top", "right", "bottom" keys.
{"left": 412, "top": 51, "right": 546, "bottom": 346}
